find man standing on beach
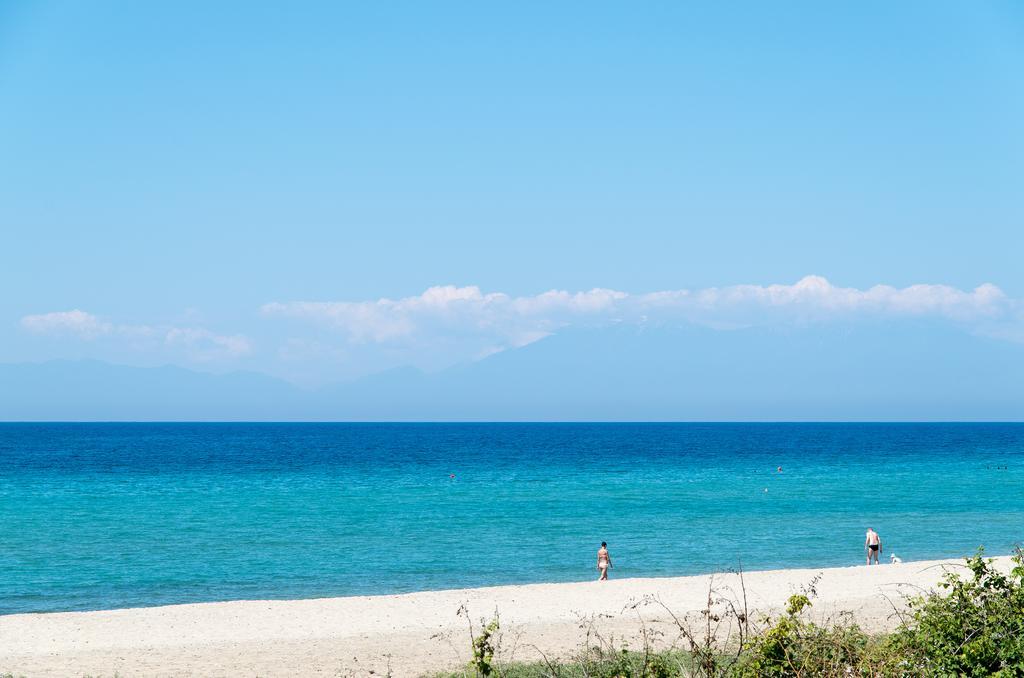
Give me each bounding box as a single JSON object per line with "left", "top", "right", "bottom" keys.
{"left": 865, "top": 528, "right": 882, "bottom": 565}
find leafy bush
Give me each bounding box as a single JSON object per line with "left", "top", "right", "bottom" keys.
{"left": 729, "top": 594, "right": 873, "bottom": 677}
{"left": 446, "top": 646, "right": 689, "bottom": 677}
{"left": 883, "top": 548, "right": 1024, "bottom": 676}
{"left": 572, "top": 645, "right": 680, "bottom": 678}
{"left": 469, "top": 617, "right": 500, "bottom": 676}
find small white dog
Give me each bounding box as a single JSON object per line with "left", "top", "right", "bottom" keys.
{"left": 890, "top": 553, "right": 903, "bottom": 564}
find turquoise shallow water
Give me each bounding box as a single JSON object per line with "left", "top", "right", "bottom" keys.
{"left": 1, "top": 423, "right": 1022, "bottom": 614}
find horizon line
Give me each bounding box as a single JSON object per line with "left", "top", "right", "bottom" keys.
{"left": 2, "top": 421, "right": 1023, "bottom": 425}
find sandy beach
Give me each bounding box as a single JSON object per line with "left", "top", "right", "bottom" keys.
{"left": 1, "top": 556, "right": 1007, "bottom": 677}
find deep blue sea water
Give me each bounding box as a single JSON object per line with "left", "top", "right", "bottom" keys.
{"left": 1, "top": 423, "right": 1022, "bottom": 614}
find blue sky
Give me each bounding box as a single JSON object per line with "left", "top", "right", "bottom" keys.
{"left": 2, "top": 2, "right": 1023, "bottom": 390}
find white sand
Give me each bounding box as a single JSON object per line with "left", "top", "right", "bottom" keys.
{"left": 1, "top": 557, "right": 1008, "bottom": 677}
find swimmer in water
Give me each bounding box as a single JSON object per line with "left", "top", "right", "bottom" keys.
{"left": 597, "top": 541, "right": 612, "bottom": 581}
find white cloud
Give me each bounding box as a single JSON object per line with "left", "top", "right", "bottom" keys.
{"left": 18, "top": 277, "right": 1017, "bottom": 381}
{"left": 257, "top": 276, "right": 1018, "bottom": 375}
{"left": 20, "top": 310, "right": 112, "bottom": 339}
{"left": 264, "top": 276, "right": 1010, "bottom": 345}
{"left": 638, "top": 276, "right": 1008, "bottom": 325}
{"left": 164, "top": 328, "right": 252, "bottom": 360}
{"left": 262, "top": 284, "right": 632, "bottom": 345}
{"left": 19, "top": 310, "right": 251, "bottom": 360}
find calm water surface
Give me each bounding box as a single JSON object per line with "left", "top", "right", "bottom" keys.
{"left": 1, "top": 423, "right": 1022, "bottom": 614}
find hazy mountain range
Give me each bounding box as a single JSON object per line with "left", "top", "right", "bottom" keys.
{"left": 3, "top": 322, "right": 1023, "bottom": 421}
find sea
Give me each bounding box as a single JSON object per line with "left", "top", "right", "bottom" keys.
{"left": 1, "top": 423, "right": 1022, "bottom": 615}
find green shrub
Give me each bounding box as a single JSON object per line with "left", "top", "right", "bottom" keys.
{"left": 574, "top": 645, "right": 681, "bottom": 678}
{"left": 729, "top": 594, "right": 874, "bottom": 677}
{"left": 883, "top": 548, "right": 1024, "bottom": 676}
{"left": 469, "top": 617, "right": 500, "bottom": 676}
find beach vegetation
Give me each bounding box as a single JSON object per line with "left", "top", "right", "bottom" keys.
{"left": 729, "top": 594, "right": 873, "bottom": 677}
{"left": 459, "top": 605, "right": 501, "bottom": 677}
{"left": 438, "top": 548, "right": 1024, "bottom": 677}
{"left": 470, "top": 617, "right": 501, "bottom": 676}
{"left": 881, "top": 547, "right": 1024, "bottom": 676}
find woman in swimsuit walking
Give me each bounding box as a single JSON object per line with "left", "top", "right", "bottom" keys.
{"left": 597, "top": 541, "right": 612, "bottom": 580}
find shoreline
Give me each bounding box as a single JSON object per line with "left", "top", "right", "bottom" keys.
{"left": 1, "top": 555, "right": 1011, "bottom": 677}
{"left": 7, "top": 548, "right": 1013, "bottom": 617}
